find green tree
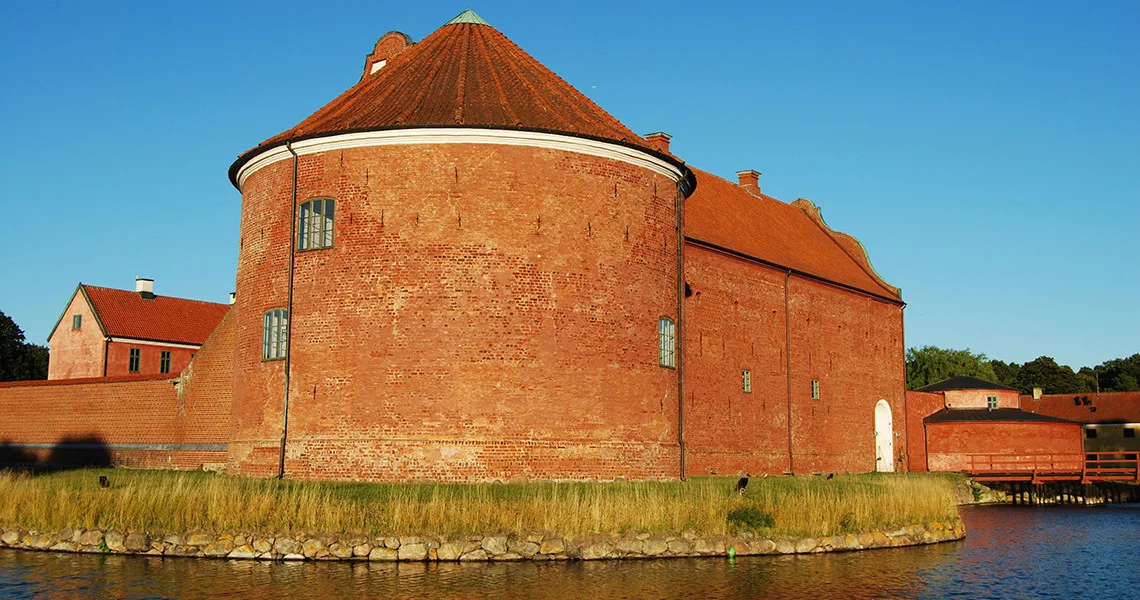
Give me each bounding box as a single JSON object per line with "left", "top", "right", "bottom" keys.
{"left": 1096, "top": 354, "right": 1140, "bottom": 392}
{"left": 1015, "top": 356, "right": 1090, "bottom": 395}
{"left": 0, "top": 310, "right": 48, "bottom": 382}
{"left": 906, "top": 346, "right": 997, "bottom": 390}
{"left": 990, "top": 359, "right": 1021, "bottom": 387}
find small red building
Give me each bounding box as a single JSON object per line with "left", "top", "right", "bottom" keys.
{"left": 47, "top": 279, "right": 230, "bottom": 380}
{"left": 907, "top": 376, "right": 1083, "bottom": 472}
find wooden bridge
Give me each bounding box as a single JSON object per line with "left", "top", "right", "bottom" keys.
{"left": 967, "top": 452, "right": 1140, "bottom": 484}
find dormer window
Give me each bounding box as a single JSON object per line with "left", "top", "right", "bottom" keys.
{"left": 298, "top": 198, "right": 335, "bottom": 251}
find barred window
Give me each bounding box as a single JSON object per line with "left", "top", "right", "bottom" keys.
{"left": 160, "top": 351, "right": 172, "bottom": 374}
{"left": 742, "top": 370, "right": 752, "bottom": 393}
{"left": 658, "top": 317, "right": 676, "bottom": 368}
{"left": 129, "top": 348, "right": 141, "bottom": 373}
{"left": 262, "top": 309, "right": 289, "bottom": 361}
{"left": 298, "top": 198, "right": 335, "bottom": 250}
{"left": 811, "top": 379, "right": 820, "bottom": 400}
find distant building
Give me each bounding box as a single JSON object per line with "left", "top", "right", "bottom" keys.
{"left": 1020, "top": 392, "right": 1140, "bottom": 453}
{"left": 47, "top": 279, "right": 229, "bottom": 379}
{"left": 907, "top": 376, "right": 1083, "bottom": 472}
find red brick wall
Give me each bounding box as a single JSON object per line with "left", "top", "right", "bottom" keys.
{"left": 904, "top": 390, "right": 946, "bottom": 471}
{"left": 47, "top": 291, "right": 104, "bottom": 380}
{"left": 682, "top": 243, "right": 907, "bottom": 476}
{"left": 106, "top": 342, "right": 196, "bottom": 378}
{"left": 944, "top": 389, "right": 1018, "bottom": 409}
{"left": 0, "top": 376, "right": 226, "bottom": 469}
{"left": 176, "top": 310, "right": 235, "bottom": 446}
{"left": 230, "top": 143, "right": 684, "bottom": 481}
{"left": 925, "top": 421, "right": 1084, "bottom": 472}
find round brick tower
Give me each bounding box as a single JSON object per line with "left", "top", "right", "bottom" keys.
{"left": 226, "top": 10, "right": 695, "bottom": 481}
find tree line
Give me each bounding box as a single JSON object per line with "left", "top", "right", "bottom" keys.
{"left": 906, "top": 345, "right": 1140, "bottom": 394}
{"left": 0, "top": 310, "right": 48, "bottom": 382}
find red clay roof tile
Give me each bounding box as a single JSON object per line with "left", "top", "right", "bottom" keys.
{"left": 233, "top": 19, "right": 660, "bottom": 179}
{"left": 683, "top": 168, "right": 901, "bottom": 301}
{"left": 81, "top": 285, "right": 229, "bottom": 346}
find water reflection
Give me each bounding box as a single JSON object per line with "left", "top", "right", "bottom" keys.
{"left": 1, "top": 505, "right": 1138, "bottom": 599}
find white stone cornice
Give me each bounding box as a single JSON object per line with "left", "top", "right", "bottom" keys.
{"left": 235, "top": 128, "right": 685, "bottom": 190}
{"left": 108, "top": 337, "right": 202, "bottom": 350}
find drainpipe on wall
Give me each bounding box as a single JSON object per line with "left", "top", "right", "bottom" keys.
{"left": 102, "top": 337, "right": 110, "bottom": 377}
{"left": 278, "top": 141, "right": 300, "bottom": 480}
{"left": 675, "top": 186, "right": 687, "bottom": 481}
{"left": 901, "top": 304, "right": 910, "bottom": 472}
{"left": 785, "top": 269, "right": 794, "bottom": 475}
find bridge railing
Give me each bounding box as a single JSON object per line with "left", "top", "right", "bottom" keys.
{"left": 966, "top": 452, "right": 1139, "bottom": 482}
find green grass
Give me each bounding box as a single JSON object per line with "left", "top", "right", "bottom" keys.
{"left": 0, "top": 469, "right": 959, "bottom": 538}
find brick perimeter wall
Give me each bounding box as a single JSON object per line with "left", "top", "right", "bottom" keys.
{"left": 682, "top": 244, "right": 907, "bottom": 476}
{"left": 925, "top": 421, "right": 1084, "bottom": 471}
{"left": 904, "top": 390, "right": 945, "bottom": 471}
{"left": 0, "top": 377, "right": 224, "bottom": 469}
{"left": 231, "top": 143, "right": 683, "bottom": 481}
{"left": 0, "top": 313, "right": 235, "bottom": 470}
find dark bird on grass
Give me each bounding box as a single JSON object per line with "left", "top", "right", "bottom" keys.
{"left": 735, "top": 475, "right": 750, "bottom": 495}
{"left": 826, "top": 473, "right": 834, "bottom": 480}
{"left": 99, "top": 475, "right": 110, "bottom": 488}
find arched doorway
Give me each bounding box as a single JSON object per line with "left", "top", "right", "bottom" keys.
{"left": 874, "top": 399, "right": 894, "bottom": 472}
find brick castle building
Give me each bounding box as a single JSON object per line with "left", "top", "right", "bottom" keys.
{"left": 1, "top": 10, "right": 911, "bottom": 480}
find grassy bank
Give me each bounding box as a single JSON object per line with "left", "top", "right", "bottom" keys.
{"left": 0, "top": 470, "right": 960, "bottom": 538}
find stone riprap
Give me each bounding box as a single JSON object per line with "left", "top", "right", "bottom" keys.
{"left": 0, "top": 521, "right": 964, "bottom": 562}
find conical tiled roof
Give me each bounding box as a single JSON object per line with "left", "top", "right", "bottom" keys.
{"left": 231, "top": 11, "right": 675, "bottom": 185}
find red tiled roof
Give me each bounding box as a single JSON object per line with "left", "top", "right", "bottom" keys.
{"left": 81, "top": 285, "right": 229, "bottom": 346}
{"left": 1019, "top": 392, "right": 1140, "bottom": 424}
{"left": 232, "top": 19, "right": 663, "bottom": 182}
{"left": 683, "top": 169, "right": 901, "bottom": 301}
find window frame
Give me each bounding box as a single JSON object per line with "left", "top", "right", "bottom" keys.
{"left": 811, "top": 379, "right": 820, "bottom": 400}
{"left": 71, "top": 315, "right": 82, "bottom": 330}
{"left": 128, "top": 347, "right": 141, "bottom": 373}
{"left": 742, "top": 370, "right": 752, "bottom": 393}
{"left": 159, "top": 350, "right": 172, "bottom": 374}
{"left": 986, "top": 395, "right": 999, "bottom": 409}
{"left": 297, "top": 197, "right": 335, "bottom": 251}
{"left": 262, "top": 308, "right": 289, "bottom": 361}
{"left": 657, "top": 317, "right": 676, "bottom": 369}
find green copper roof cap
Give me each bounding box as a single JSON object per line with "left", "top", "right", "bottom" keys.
{"left": 445, "top": 9, "right": 489, "bottom": 26}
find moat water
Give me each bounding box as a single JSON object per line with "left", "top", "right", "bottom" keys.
{"left": 1, "top": 505, "right": 1138, "bottom": 599}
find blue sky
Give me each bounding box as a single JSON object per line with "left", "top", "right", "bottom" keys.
{"left": 0, "top": 1, "right": 1135, "bottom": 369}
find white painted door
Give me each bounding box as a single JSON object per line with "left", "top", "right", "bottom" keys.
{"left": 874, "top": 399, "right": 894, "bottom": 473}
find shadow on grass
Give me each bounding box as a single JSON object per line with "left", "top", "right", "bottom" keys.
{"left": 0, "top": 435, "right": 112, "bottom": 473}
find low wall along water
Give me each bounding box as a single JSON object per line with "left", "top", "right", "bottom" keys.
{"left": 0, "top": 520, "right": 964, "bottom": 562}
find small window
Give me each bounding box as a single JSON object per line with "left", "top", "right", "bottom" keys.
{"left": 160, "top": 351, "right": 172, "bottom": 374}
{"left": 129, "top": 348, "right": 141, "bottom": 373}
{"left": 742, "top": 370, "right": 752, "bottom": 393}
{"left": 298, "top": 198, "right": 335, "bottom": 250}
{"left": 811, "top": 379, "right": 820, "bottom": 400}
{"left": 263, "top": 309, "right": 289, "bottom": 361}
{"left": 987, "top": 395, "right": 999, "bottom": 409}
{"left": 1086, "top": 428, "right": 1097, "bottom": 439}
{"left": 71, "top": 315, "right": 82, "bottom": 329}
{"left": 1125, "top": 428, "right": 1136, "bottom": 439}
{"left": 658, "top": 317, "right": 676, "bottom": 368}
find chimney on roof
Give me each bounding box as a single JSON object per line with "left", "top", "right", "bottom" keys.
{"left": 737, "top": 170, "right": 761, "bottom": 192}
{"left": 645, "top": 132, "right": 671, "bottom": 154}
{"left": 135, "top": 277, "right": 155, "bottom": 300}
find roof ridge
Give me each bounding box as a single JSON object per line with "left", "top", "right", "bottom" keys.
{"left": 81, "top": 284, "right": 229, "bottom": 307}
